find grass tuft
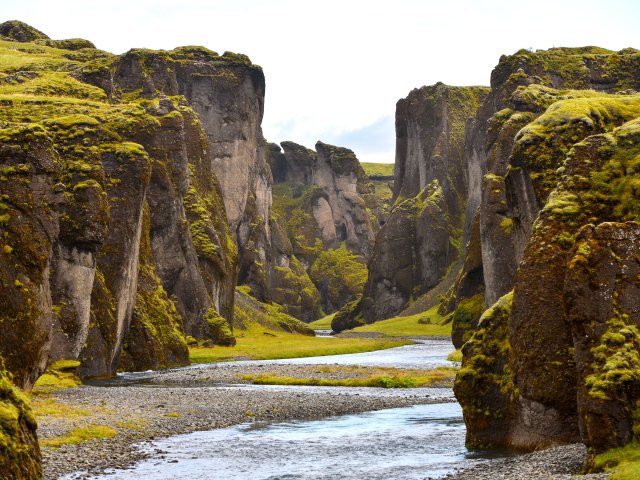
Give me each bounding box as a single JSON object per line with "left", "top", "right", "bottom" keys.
{"left": 41, "top": 424, "right": 117, "bottom": 448}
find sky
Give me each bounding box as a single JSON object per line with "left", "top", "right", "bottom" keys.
{"left": 2, "top": 0, "right": 639, "bottom": 163}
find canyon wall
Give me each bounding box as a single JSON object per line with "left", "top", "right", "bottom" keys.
{"left": 452, "top": 47, "right": 640, "bottom": 457}
{"left": 0, "top": 22, "right": 263, "bottom": 387}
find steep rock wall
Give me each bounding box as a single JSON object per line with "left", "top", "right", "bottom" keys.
{"left": 457, "top": 110, "right": 640, "bottom": 451}
{"left": 474, "top": 47, "right": 640, "bottom": 308}
{"left": 267, "top": 141, "right": 377, "bottom": 318}
{"left": 360, "top": 84, "right": 488, "bottom": 324}
{"left": 0, "top": 27, "right": 263, "bottom": 385}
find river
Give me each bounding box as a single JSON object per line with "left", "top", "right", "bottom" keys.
{"left": 62, "top": 338, "right": 503, "bottom": 480}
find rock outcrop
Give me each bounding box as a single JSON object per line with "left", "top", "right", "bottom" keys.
{"left": 0, "top": 364, "right": 41, "bottom": 479}
{"left": 454, "top": 47, "right": 640, "bottom": 455}
{"left": 266, "top": 141, "right": 377, "bottom": 319}
{"left": 0, "top": 24, "right": 264, "bottom": 386}
{"left": 358, "top": 84, "right": 489, "bottom": 325}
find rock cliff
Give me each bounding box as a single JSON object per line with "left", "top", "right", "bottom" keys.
{"left": 452, "top": 47, "right": 640, "bottom": 457}
{"left": 265, "top": 141, "right": 378, "bottom": 319}
{"left": 0, "top": 364, "right": 41, "bottom": 479}
{"left": 0, "top": 22, "right": 263, "bottom": 388}
{"left": 354, "top": 84, "right": 489, "bottom": 327}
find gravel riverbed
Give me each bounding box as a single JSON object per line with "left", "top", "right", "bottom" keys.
{"left": 40, "top": 362, "right": 610, "bottom": 480}
{"left": 40, "top": 363, "right": 447, "bottom": 479}
{"left": 441, "top": 443, "right": 610, "bottom": 480}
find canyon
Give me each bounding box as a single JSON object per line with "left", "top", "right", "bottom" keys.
{"left": 1, "top": 19, "right": 640, "bottom": 479}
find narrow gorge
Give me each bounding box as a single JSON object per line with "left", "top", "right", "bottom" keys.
{"left": 1, "top": 18, "right": 640, "bottom": 480}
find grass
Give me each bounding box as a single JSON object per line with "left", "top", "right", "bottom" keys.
{"left": 40, "top": 424, "right": 117, "bottom": 448}
{"left": 31, "top": 360, "right": 82, "bottom": 395}
{"left": 308, "top": 313, "right": 336, "bottom": 329}
{"left": 361, "top": 162, "right": 394, "bottom": 178}
{"left": 348, "top": 305, "right": 452, "bottom": 337}
{"left": 594, "top": 441, "right": 640, "bottom": 479}
{"left": 30, "top": 397, "right": 91, "bottom": 419}
{"left": 447, "top": 349, "right": 463, "bottom": 362}
{"left": 189, "top": 328, "right": 411, "bottom": 363}
{"left": 240, "top": 366, "right": 456, "bottom": 388}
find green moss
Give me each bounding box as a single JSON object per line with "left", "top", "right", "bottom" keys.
{"left": 595, "top": 441, "right": 640, "bottom": 479}
{"left": 454, "top": 291, "right": 515, "bottom": 448}
{"left": 499, "top": 217, "right": 513, "bottom": 235}
{"left": 41, "top": 424, "right": 116, "bottom": 448}
{"left": 205, "top": 308, "right": 235, "bottom": 346}
{"left": 451, "top": 294, "right": 485, "bottom": 346}
{"left": 183, "top": 186, "right": 223, "bottom": 264}
{"left": 0, "top": 364, "right": 41, "bottom": 478}
{"left": 309, "top": 244, "right": 368, "bottom": 311}
{"left": 585, "top": 316, "right": 640, "bottom": 401}
{"left": 32, "top": 360, "right": 81, "bottom": 395}
{"left": 543, "top": 191, "right": 581, "bottom": 218}
{"left": 513, "top": 92, "right": 640, "bottom": 203}
{"left": 0, "top": 72, "right": 107, "bottom": 101}
{"left": 271, "top": 255, "right": 322, "bottom": 320}
{"left": 242, "top": 366, "right": 456, "bottom": 389}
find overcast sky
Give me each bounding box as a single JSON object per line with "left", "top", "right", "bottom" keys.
{"left": 3, "top": 0, "right": 639, "bottom": 163}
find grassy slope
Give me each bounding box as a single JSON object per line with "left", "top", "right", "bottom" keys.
{"left": 308, "top": 313, "right": 335, "bottom": 329}
{"left": 348, "top": 305, "right": 452, "bottom": 337}
{"left": 595, "top": 442, "right": 640, "bottom": 479}
{"left": 360, "top": 162, "right": 394, "bottom": 177}
{"left": 191, "top": 291, "right": 411, "bottom": 363}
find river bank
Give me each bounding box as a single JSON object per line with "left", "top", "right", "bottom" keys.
{"left": 40, "top": 380, "right": 447, "bottom": 479}
{"left": 37, "top": 338, "right": 611, "bottom": 479}
{"left": 442, "top": 443, "right": 609, "bottom": 480}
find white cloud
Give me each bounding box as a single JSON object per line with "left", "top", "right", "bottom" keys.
{"left": 3, "top": 0, "right": 639, "bottom": 163}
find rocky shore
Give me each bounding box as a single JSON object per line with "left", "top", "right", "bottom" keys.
{"left": 441, "top": 443, "right": 610, "bottom": 480}
{"left": 39, "top": 363, "right": 448, "bottom": 479}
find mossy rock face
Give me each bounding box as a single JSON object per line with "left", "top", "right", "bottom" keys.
{"left": 120, "top": 204, "right": 189, "bottom": 372}
{"left": 331, "top": 296, "right": 365, "bottom": 333}
{"left": 269, "top": 140, "right": 380, "bottom": 319}
{"left": 269, "top": 254, "right": 322, "bottom": 323}
{"left": 233, "top": 290, "right": 314, "bottom": 336}
{"left": 0, "top": 125, "right": 61, "bottom": 389}
{"left": 309, "top": 244, "right": 368, "bottom": 315}
{"left": 0, "top": 364, "right": 41, "bottom": 479}
{"left": 0, "top": 26, "right": 246, "bottom": 383}
{"left": 467, "top": 46, "right": 640, "bottom": 308}
{"left": 205, "top": 308, "right": 235, "bottom": 346}
{"left": 459, "top": 47, "right": 640, "bottom": 452}
{"left": 0, "top": 20, "right": 49, "bottom": 42}
{"left": 482, "top": 86, "right": 640, "bottom": 307}
{"left": 502, "top": 118, "right": 640, "bottom": 450}
{"left": 450, "top": 294, "right": 485, "bottom": 349}
{"left": 362, "top": 179, "right": 461, "bottom": 323}
{"left": 361, "top": 84, "right": 486, "bottom": 325}
{"left": 454, "top": 291, "right": 515, "bottom": 449}
{"left": 565, "top": 222, "right": 640, "bottom": 456}
{"left": 394, "top": 82, "right": 490, "bottom": 212}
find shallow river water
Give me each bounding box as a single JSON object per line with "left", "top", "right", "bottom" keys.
{"left": 68, "top": 338, "right": 503, "bottom": 480}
